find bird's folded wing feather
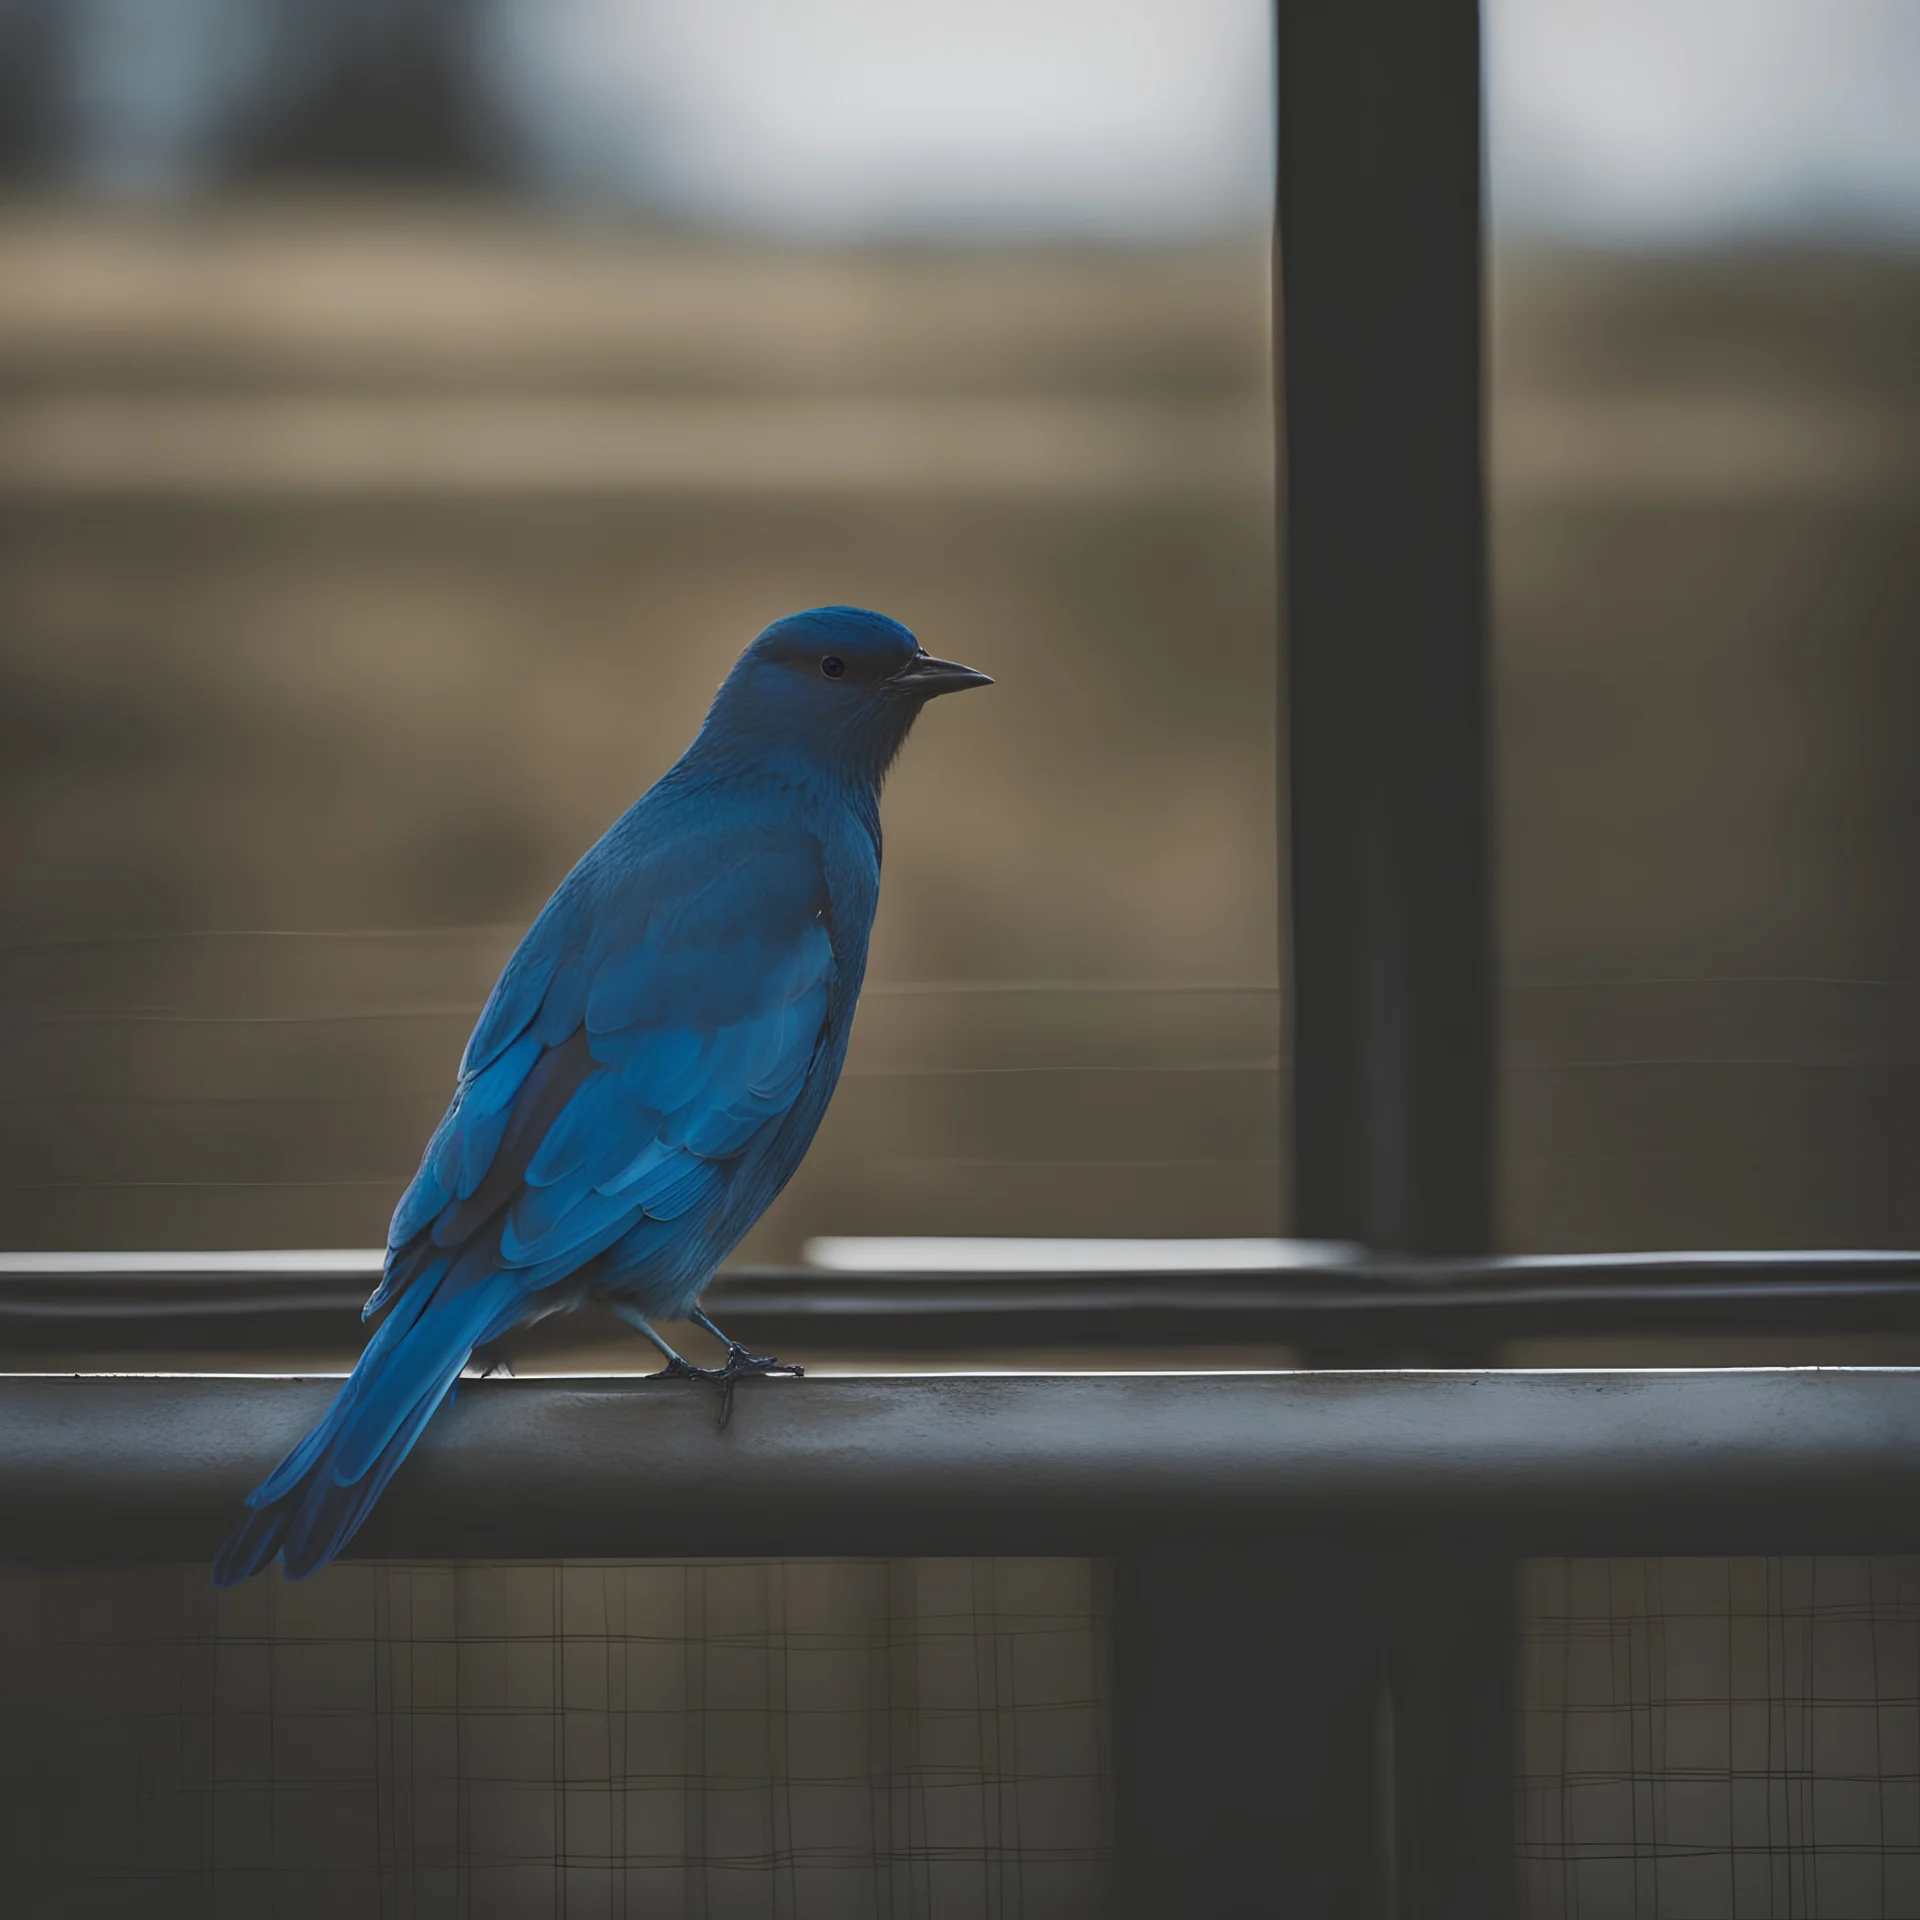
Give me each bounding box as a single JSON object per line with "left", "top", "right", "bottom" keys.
{"left": 367, "top": 829, "right": 835, "bottom": 1318}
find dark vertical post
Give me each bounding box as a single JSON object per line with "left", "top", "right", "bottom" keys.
{"left": 1279, "top": 0, "right": 1493, "bottom": 1258}
{"left": 1116, "top": 3, "right": 1505, "bottom": 1910}
{"left": 1390, "top": 1554, "right": 1518, "bottom": 1920}
{"left": 1114, "top": 1543, "right": 1392, "bottom": 1918}
{"left": 1115, "top": 1538, "right": 1514, "bottom": 1920}
{"left": 1271, "top": 6, "right": 1512, "bottom": 1920}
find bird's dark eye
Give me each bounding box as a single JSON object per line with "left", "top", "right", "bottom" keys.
{"left": 820, "top": 656, "right": 846, "bottom": 679}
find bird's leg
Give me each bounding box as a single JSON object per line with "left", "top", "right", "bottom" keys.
{"left": 610, "top": 1303, "right": 709, "bottom": 1382}
{"left": 611, "top": 1304, "right": 800, "bottom": 1428}
{"left": 688, "top": 1307, "right": 805, "bottom": 1383}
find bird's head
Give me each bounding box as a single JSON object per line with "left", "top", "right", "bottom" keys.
{"left": 694, "top": 606, "right": 992, "bottom": 788}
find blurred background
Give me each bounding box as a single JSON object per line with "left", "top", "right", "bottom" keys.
{"left": 0, "top": 0, "right": 1281, "bottom": 1272}
{"left": 3, "top": 8, "right": 1919, "bottom": 1912}
{"left": 0, "top": 0, "right": 1916, "bottom": 1267}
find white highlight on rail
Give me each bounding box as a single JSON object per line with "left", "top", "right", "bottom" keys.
{"left": 0, "top": 1249, "right": 383, "bottom": 1276}
{"left": 802, "top": 1237, "right": 1360, "bottom": 1274}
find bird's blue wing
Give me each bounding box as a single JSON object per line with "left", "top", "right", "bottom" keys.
{"left": 375, "top": 828, "right": 836, "bottom": 1311}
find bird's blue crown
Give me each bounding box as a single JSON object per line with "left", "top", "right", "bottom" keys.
{"left": 745, "top": 606, "right": 921, "bottom": 679}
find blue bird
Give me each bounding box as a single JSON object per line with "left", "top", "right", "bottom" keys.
{"left": 214, "top": 607, "right": 990, "bottom": 1585}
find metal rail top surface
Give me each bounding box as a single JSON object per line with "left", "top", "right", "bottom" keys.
{"left": 4, "top": 1367, "right": 1918, "bottom": 1561}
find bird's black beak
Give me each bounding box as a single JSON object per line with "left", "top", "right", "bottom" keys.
{"left": 885, "top": 651, "right": 994, "bottom": 697}
{"left": 883, "top": 652, "right": 998, "bottom": 698}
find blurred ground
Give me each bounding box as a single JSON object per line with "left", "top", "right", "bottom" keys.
{"left": 1493, "top": 244, "right": 1920, "bottom": 1250}
{"left": 0, "top": 201, "right": 1281, "bottom": 1258}
{"left": 0, "top": 201, "right": 1915, "bottom": 1259}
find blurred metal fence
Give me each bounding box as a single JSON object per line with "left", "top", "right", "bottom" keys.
{"left": 11, "top": 1545, "right": 1920, "bottom": 1915}
{"left": 1521, "top": 1558, "right": 1920, "bottom": 1920}
{"left": 1, "top": 1557, "right": 1110, "bottom": 1919}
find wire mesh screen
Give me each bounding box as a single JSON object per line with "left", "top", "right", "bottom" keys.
{"left": 0, "top": 1557, "right": 1111, "bottom": 1918}
{"left": 1520, "top": 1557, "right": 1920, "bottom": 1919}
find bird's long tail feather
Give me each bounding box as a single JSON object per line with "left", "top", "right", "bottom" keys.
{"left": 212, "top": 1265, "right": 522, "bottom": 1586}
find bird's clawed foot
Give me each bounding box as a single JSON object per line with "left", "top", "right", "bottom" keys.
{"left": 621, "top": 1304, "right": 802, "bottom": 1427}
{"left": 648, "top": 1355, "right": 708, "bottom": 1384}
{"left": 711, "top": 1344, "right": 804, "bottom": 1429}
{"left": 713, "top": 1345, "right": 805, "bottom": 1429}
{"left": 649, "top": 1346, "right": 803, "bottom": 1427}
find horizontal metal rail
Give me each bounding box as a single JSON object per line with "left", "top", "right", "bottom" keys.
{"left": 717, "top": 1253, "right": 1920, "bottom": 1356}
{"left": 4, "top": 1368, "right": 1919, "bottom": 1561}
{"left": 4, "top": 1250, "right": 1920, "bottom": 1357}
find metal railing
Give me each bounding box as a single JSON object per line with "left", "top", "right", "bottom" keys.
{"left": 4, "top": 1362, "right": 1919, "bottom": 1564}
{"left": 8, "top": 1246, "right": 1920, "bottom": 1361}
